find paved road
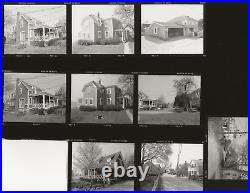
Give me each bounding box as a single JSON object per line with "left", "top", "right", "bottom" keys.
{"left": 100, "top": 180, "right": 134, "bottom": 191}
{"left": 161, "top": 174, "right": 203, "bottom": 191}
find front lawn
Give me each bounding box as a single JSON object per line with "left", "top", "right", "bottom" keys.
{"left": 71, "top": 109, "right": 132, "bottom": 124}
{"left": 4, "top": 43, "right": 66, "bottom": 54}
{"left": 3, "top": 111, "right": 65, "bottom": 123}
{"left": 138, "top": 111, "right": 200, "bottom": 125}
{"left": 72, "top": 43, "right": 124, "bottom": 54}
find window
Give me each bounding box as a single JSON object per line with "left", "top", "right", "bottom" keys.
{"left": 105, "top": 31, "right": 109, "bottom": 38}
{"left": 85, "top": 98, "right": 88, "bottom": 105}
{"left": 98, "top": 31, "right": 102, "bottom": 38}
{"left": 29, "top": 30, "right": 33, "bottom": 38}
{"left": 19, "top": 98, "right": 25, "bottom": 108}
{"left": 34, "top": 88, "right": 37, "bottom": 94}
{"left": 98, "top": 20, "right": 102, "bottom": 26}
{"left": 106, "top": 88, "right": 111, "bottom": 94}
{"left": 28, "top": 90, "right": 32, "bottom": 95}
{"left": 107, "top": 98, "right": 111, "bottom": 105}
{"left": 100, "top": 98, "right": 103, "bottom": 105}
{"left": 19, "top": 88, "right": 22, "bottom": 94}
{"left": 154, "top": 27, "right": 158, "bottom": 34}
{"left": 29, "top": 97, "right": 32, "bottom": 104}
{"left": 89, "top": 98, "right": 93, "bottom": 105}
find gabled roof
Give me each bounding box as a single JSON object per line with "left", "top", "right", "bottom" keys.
{"left": 20, "top": 13, "right": 53, "bottom": 29}
{"left": 82, "top": 81, "right": 104, "bottom": 92}
{"left": 151, "top": 16, "right": 198, "bottom": 28}
{"left": 18, "top": 79, "right": 55, "bottom": 97}
{"left": 96, "top": 152, "right": 124, "bottom": 169}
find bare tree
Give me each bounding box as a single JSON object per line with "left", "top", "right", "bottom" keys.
{"left": 118, "top": 75, "right": 134, "bottom": 102}
{"left": 73, "top": 143, "right": 102, "bottom": 174}
{"left": 114, "top": 5, "right": 134, "bottom": 31}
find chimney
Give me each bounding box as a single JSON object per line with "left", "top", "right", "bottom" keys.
{"left": 97, "top": 12, "right": 100, "bottom": 18}
{"left": 98, "top": 79, "right": 102, "bottom": 85}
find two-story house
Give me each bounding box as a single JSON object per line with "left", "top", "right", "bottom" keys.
{"left": 78, "top": 13, "right": 130, "bottom": 43}
{"left": 188, "top": 159, "right": 203, "bottom": 178}
{"left": 145, "top": 16, "right": 199, "bottom": 40}
{"left": 15, "top": 12, "right": 60, "bottom": 45}
{"left": 12, "top": 78, "right": 60, "bottom": 111}
{"left": 81, "top": 80, "right": 130, "bottom": 109}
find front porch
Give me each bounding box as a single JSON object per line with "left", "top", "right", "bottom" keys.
{"left": 28, "top": 94, "right": 59, "bottom": 109}
{"left": 29, "top": 26, "right": 59, "bottom": 42}
{"left": 139, "top": 99, "right": 158, "bottom": 110}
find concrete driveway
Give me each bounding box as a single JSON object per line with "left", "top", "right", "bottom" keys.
{"left": 141, "top": 36, "right": 203, "bottom": 54}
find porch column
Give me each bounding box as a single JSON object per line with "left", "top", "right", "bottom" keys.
{"left": 166, "top": 28, "right": 168, "bottom": 39}
{"left": 121, "top": 30, "right": 124, "bottom": 42}
{"left": 56, "top": 98, "right": 59, "bottom": 106}
{"left": 42, "top": 94, "right": 45, "bottom": 108}
{"left": 48, "top": 96, "right": 51, "bottom": 107}
{"left": 93, "top": 169, "right": 95, "bottom": 178}
{"left": 49, "top": 28, "right": 51, "bottom": 39}
{"left": 43, "top": 26, "right": 45, "bottom": 40}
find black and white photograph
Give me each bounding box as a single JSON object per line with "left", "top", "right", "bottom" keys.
{"left": 72, "top": 4, "right": 134, "bottom": 54}
{"left": 71, "top": 142, "right": 135, "bottom": 191}
{"left": 4, "top": 5, "right": 66, "bottom": 54}
{"left": 208, "top": 117, "right": 248, "bottom": 180}
{"left": 2, "top": 140, "right": 68, "bottom": 191}
{"left": 71, "top": 74, "right": 133, "bottom": 124}
{"left": 3, "top": 73, "right": 66, "bottom": 123}
{"left": 141, "top": 4, "right": 204, "bottom": 54}
{"left": 138, "top": 75, "right": 201, "bottom": 125}
{"left": 140, "top": 143, "right": 203, "bottom": 191}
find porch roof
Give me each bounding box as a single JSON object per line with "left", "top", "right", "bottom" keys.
{"left": 30, "top": 91, "right": 56, "bottom": 98}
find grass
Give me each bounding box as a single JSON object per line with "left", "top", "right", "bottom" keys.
{"left": 71, "top": 109, "right": 132, "bottom": 124}
{"left": 138, "top": 111, "right": 200, "bottom": 125}
{"left": 72, "top": 43, "right": 124, "bottom": 54}
{"left": 4, "top": 43, "right": 66, "bottom": 54}
{"left": 3, "top": 111, "right": 65, "bottom": 123}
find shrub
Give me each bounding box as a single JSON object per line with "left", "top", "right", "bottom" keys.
{"left": 79, "top": 105, "right": 97, "bottom": 111}
{"left": 30, "top": 108, "right": 46, "bottom": 115}
{"left": 46, "top": 106, "right": 59, "bottom": 114}
{"left": 47, "top": 38, "right": 60, "bottom": 46}
{"left": 102, "top": 104, "right": 123, "bottom": 111}
{"left": 78, "top": 39, "right": 93, "bottom": 46}
{"left": 17, "top": 111, "right": 26, "bottom": 117}
{"left": 99, "top": 37, "right": 120, "bottom": 45}
{"left": 30, "top": 41, "right": 45, "bottom": 47}
{"left": 17, "top": 43, "right": 27, "bottom": 49}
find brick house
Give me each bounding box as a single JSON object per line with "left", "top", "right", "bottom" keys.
{"left": 145, "top": 16, "right": 199, "bottom": 40}
{"left": 15, "top": 12, "right": 60, "bottom": 44}
{"left": 81, "top": 80, "right": 130, "bottom": 109}
{"left": 78, "top": 13, "right": 130, "bottom": 43}
{"left": 10, "top": 78, "right": 60, "bottom": 111}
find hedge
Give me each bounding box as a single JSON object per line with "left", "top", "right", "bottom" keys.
{"left": 101, "top": 104, "right": 123, "bottom": 111}
{"left": 78, "top": 39, "right": 93, "bottom": 46}
{"left": 79, "top": 105, "right": 97, "bottom": 111}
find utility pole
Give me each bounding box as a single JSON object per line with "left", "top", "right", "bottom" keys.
{"left": 176, "top": 144, "right": 182, "bottom": 170}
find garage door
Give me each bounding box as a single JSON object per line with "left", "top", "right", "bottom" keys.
{"left": 168, "top": 28, "right": 184, "bottom": 38}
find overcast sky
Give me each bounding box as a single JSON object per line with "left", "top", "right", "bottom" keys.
{"left": 141, "top": 4, "right": 203, "bottom": 23}
{"left": 72, "top": 142, "right": 134, "bottom": 162}
{"left": 72, "top": 5, "right": 118, "bottom": 43}
{"left": 71, "top": 74, "right": 125, "bottom": 102}
{"left": 4, "top": 73, "right": 66, "bottom": 96}
{"left": 138, "top": 75, "right": 201, "bottom": 103}
{"left": 168, "top": 143, "right": 203, "bottom": 169}
{"left": 4, "top": 5, "right": 66, "bottom": 27}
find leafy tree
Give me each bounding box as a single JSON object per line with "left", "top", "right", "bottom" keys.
{"left": 173, "top": 93, "right": 190, "bottom": 111}
{"left": 55, "top": 84, "right": 66, "bottom": 106}
{"left": 73, "top": 143, "right": 102, "bottom": 175}
{"left": 173, "top": 76, "right": 196, "bottom": 94}
{"left": 141, "top": 143, "right": 172, "bottom": 165}
{"left": 176, "top": 161, "right": 188, "bottom": 176}
{"left": 4, "top": 74, "right": 15, "bottom": 94}
{"left": 158, "top": 95, "right": 165, "bottom": 104}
